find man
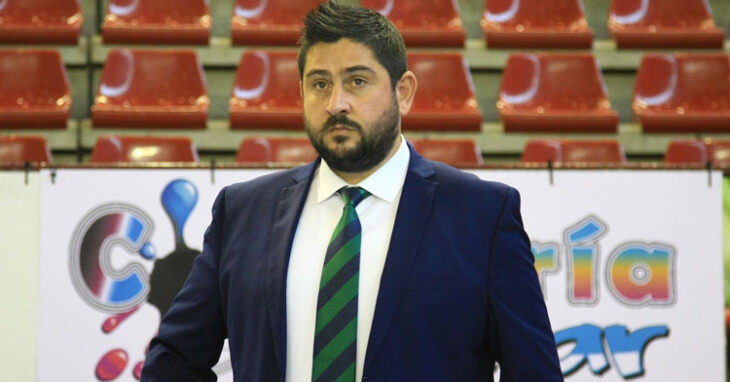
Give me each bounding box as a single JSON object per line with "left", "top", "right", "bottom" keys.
{"left": 142, "top": 2, "right": 562, "bottom": 381}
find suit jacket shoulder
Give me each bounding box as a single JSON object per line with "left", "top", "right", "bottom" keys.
{"left": 424, "top": 159, "right": 518, "bottom": 215}
{"left": 221, "top": 162, "right": 317, "bottom": 210}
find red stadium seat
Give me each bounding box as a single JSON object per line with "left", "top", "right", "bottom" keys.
{"left": 362, "top": 0, "right": 465, "bottom": 47}
{"left": 666, "top": 140, "right": 730, "bottom": 167}
{"left": 608, "top": 0, "right": 725, "bottom": 49}
{"left": 102, "top": 0, "right": 211, "bottom": 45}
{"left": 230, "top": 50, "right": 302, "bottom": 130}
{"left": 231, "top": 0, "right": 324, "bottom": 46}
{"left": 90, "top": 135, "right": 199, "bottom": 163}
{"left": 498, "top": 53, "right": 618, "bottom": 133}
{"left": 634, "top": 54, "right": 730, "bottom": 133}
{"left": 481, "top": 0, "right": 593, "bottom": 49}
{"left": 0, "top": 136, "right": 52, "bottom": 163}
{"left": 522, "top": 139, "right": 626, "bottom": 164}
{"left": 0, "top": 0, "right": 82, "bottom": 44}
{"left": 0, "top": 50, "right": 71, "bottom": 129}
{"left": 521, "top": 139, "right": 562, "bottom": 163}
{"left": 92, "top": 50, "right": 209, "bottom": 129}
{"left": 235, "top": 137, "right": 317, "bottom": 163}
{"left": 410, "top": 138, "right": 483, "bottom": 165}
{"left": 405, "top": 53, "right": 482, "bottom": 132}
{"left": 664, "top": 140, "right": 708, "bottom": 164}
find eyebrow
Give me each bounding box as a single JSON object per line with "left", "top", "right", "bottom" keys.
{"left": 304, "top": 65, "right": 376, "bottom": 79}
{"left": 304, "top": 69, "right": 330, "bottom": 79}
{"left": 344, "top": 65, "right": 376, "bottom": 75}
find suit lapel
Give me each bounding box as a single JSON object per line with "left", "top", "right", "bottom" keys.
{"left": 266, "top": 161, "right": 318, "bottom": 378}
{"left": 364, "top": 149, "right": 438, "bottom": 371}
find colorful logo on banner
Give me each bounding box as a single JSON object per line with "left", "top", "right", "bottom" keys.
{"left": 532, "top": 215, "right": 676, "bottom": 379}
{"left": 555, "top": 323, "right": 669, "bottom": 379}
{"left": 68, "top": 179, "right": 228, "bottom": 381}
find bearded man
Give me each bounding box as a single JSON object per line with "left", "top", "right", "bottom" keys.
{"left": 142, "top": 2, "right": 561, "bottom": 381}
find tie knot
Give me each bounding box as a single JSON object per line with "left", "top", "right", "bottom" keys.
{"left": 339, "top": 186, "right": 370, "bottom": 207}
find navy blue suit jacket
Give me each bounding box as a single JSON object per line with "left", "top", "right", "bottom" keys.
{"left": 142, "top": 147, "right": 562, "bottom": 381}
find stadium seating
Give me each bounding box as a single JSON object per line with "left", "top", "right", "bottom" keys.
{"left": 92, "top": 50, "right": 209, "bottom": 129}
{"left": 235, "top": 137, "right": 317, "bottom": 163}
{"left": 693, "top": 140, "right": 730, "bottom": 167}
{"left": 230, "top": 50, "right": 302, "bottom": 130}
{"left": 608, "top": 0, "right": 725, "bottom": 49}
{"left": 634, "top": 54, "right": 730, "bottom": 133}
{"left": 90, "top": 135, "right": 199, "bottom": 163}
{"left": 102, "top": 0, "right": 211, "bottom": 45}
{"left": 498, "top": 53, "right": 618, "bottom": 133}
{"left": 405, "top": 52, "right": 482, "bottom": 131}
{"left": 0, "top": 136, "right": 52, "bottom": 163}
{"left": 0, "top": 0, "right": 82, "bottom": 44}
{"left": 362, "top": 0, "right": 465, "bottom": 47}
{"left": 522, "top": 139, "right": 626, "bottom": 164}
{"left": 231, "top": 0, "right": 323, "bottom": 46}
{"left": 410, "top": 138, "right": 483, "bottom": 165}
{"left": 481, "top": 0, "right": 593, "bottom": 48}
{"left": 665, "top": 140, "right": 730, "bottom": 167}
{"left": 0, "top": 50, "right": 71, "bottom": 129}
{"left": 664, "top": 140, "right": 708, "bottom": 164}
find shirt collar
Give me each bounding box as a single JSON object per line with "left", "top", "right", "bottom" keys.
{"left": 315, "top": 135, "right": 410, "bottom": 204}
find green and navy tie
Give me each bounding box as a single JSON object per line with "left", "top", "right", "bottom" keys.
{"left": 312, "top": 187, "right": 370, "bottom": 382}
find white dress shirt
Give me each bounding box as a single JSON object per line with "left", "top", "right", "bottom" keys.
{"left": 286, "top": 137, "right": 410, "bottom": 382}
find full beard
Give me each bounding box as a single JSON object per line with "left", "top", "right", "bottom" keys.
{"left": 305, "top": 96, "right": 400, "bottom": 173}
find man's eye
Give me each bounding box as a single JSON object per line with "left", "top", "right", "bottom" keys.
{"left": 352, "top": 78, "right": 366, "bottom": 87}
{"left": 313, "top": 81, "right": 327, "bottom": 90}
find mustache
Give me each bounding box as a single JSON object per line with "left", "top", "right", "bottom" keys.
{"left": 323, "top": 115, "right": 362, "bottom": 132}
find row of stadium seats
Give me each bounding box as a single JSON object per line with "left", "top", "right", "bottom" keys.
{"left": 3, "top": 135, "right": 728, "bottom": 167}
{"left": 0, "top": 49, "right": 479, "bottom": 130}
{"left": 2, "top": 49, "right": 729, "bottom": 133}
{"left": 0, "top": 0, "right": 725, "bottom": 48}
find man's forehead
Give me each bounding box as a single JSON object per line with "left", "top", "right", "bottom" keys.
{"left": 303, "top": 38, "right": 384, "bottom": 75}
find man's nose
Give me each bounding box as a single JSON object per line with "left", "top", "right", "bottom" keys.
{"left": 326, "top": 84, "right": 351, "bottom": 115}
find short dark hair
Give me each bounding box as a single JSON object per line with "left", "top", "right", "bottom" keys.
{"left": 298, "top": 1, "right": 407, "bottom": 89}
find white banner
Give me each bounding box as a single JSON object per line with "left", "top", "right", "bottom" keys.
{"left": 35, "top": 168, "right": 724, "bottom": 381}
{"left": 37, "top": 169, "right": 269, "bottom": 382}
{"left": 0, "top": 171, "right": 41, "bottom": 382}
{"left": 479, "top": 169, "right": 724, "bottom": 381}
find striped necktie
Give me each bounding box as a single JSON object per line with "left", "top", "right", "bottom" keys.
{"left": 312, "top": 186, "right": 370, "bottom": 382}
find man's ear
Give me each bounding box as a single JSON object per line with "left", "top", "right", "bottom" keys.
{"left": 299, "top": 80, "right": 304, "bottom": 98}
{"left": 395, "top": 71, "right": 417, "bottom": 115}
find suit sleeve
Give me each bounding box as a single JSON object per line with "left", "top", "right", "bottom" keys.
{"left": 486, "top": 188, "right": 563, "bottom": 381}
{"left": 141, "top": 187, "right": 229, "bottom": 381}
